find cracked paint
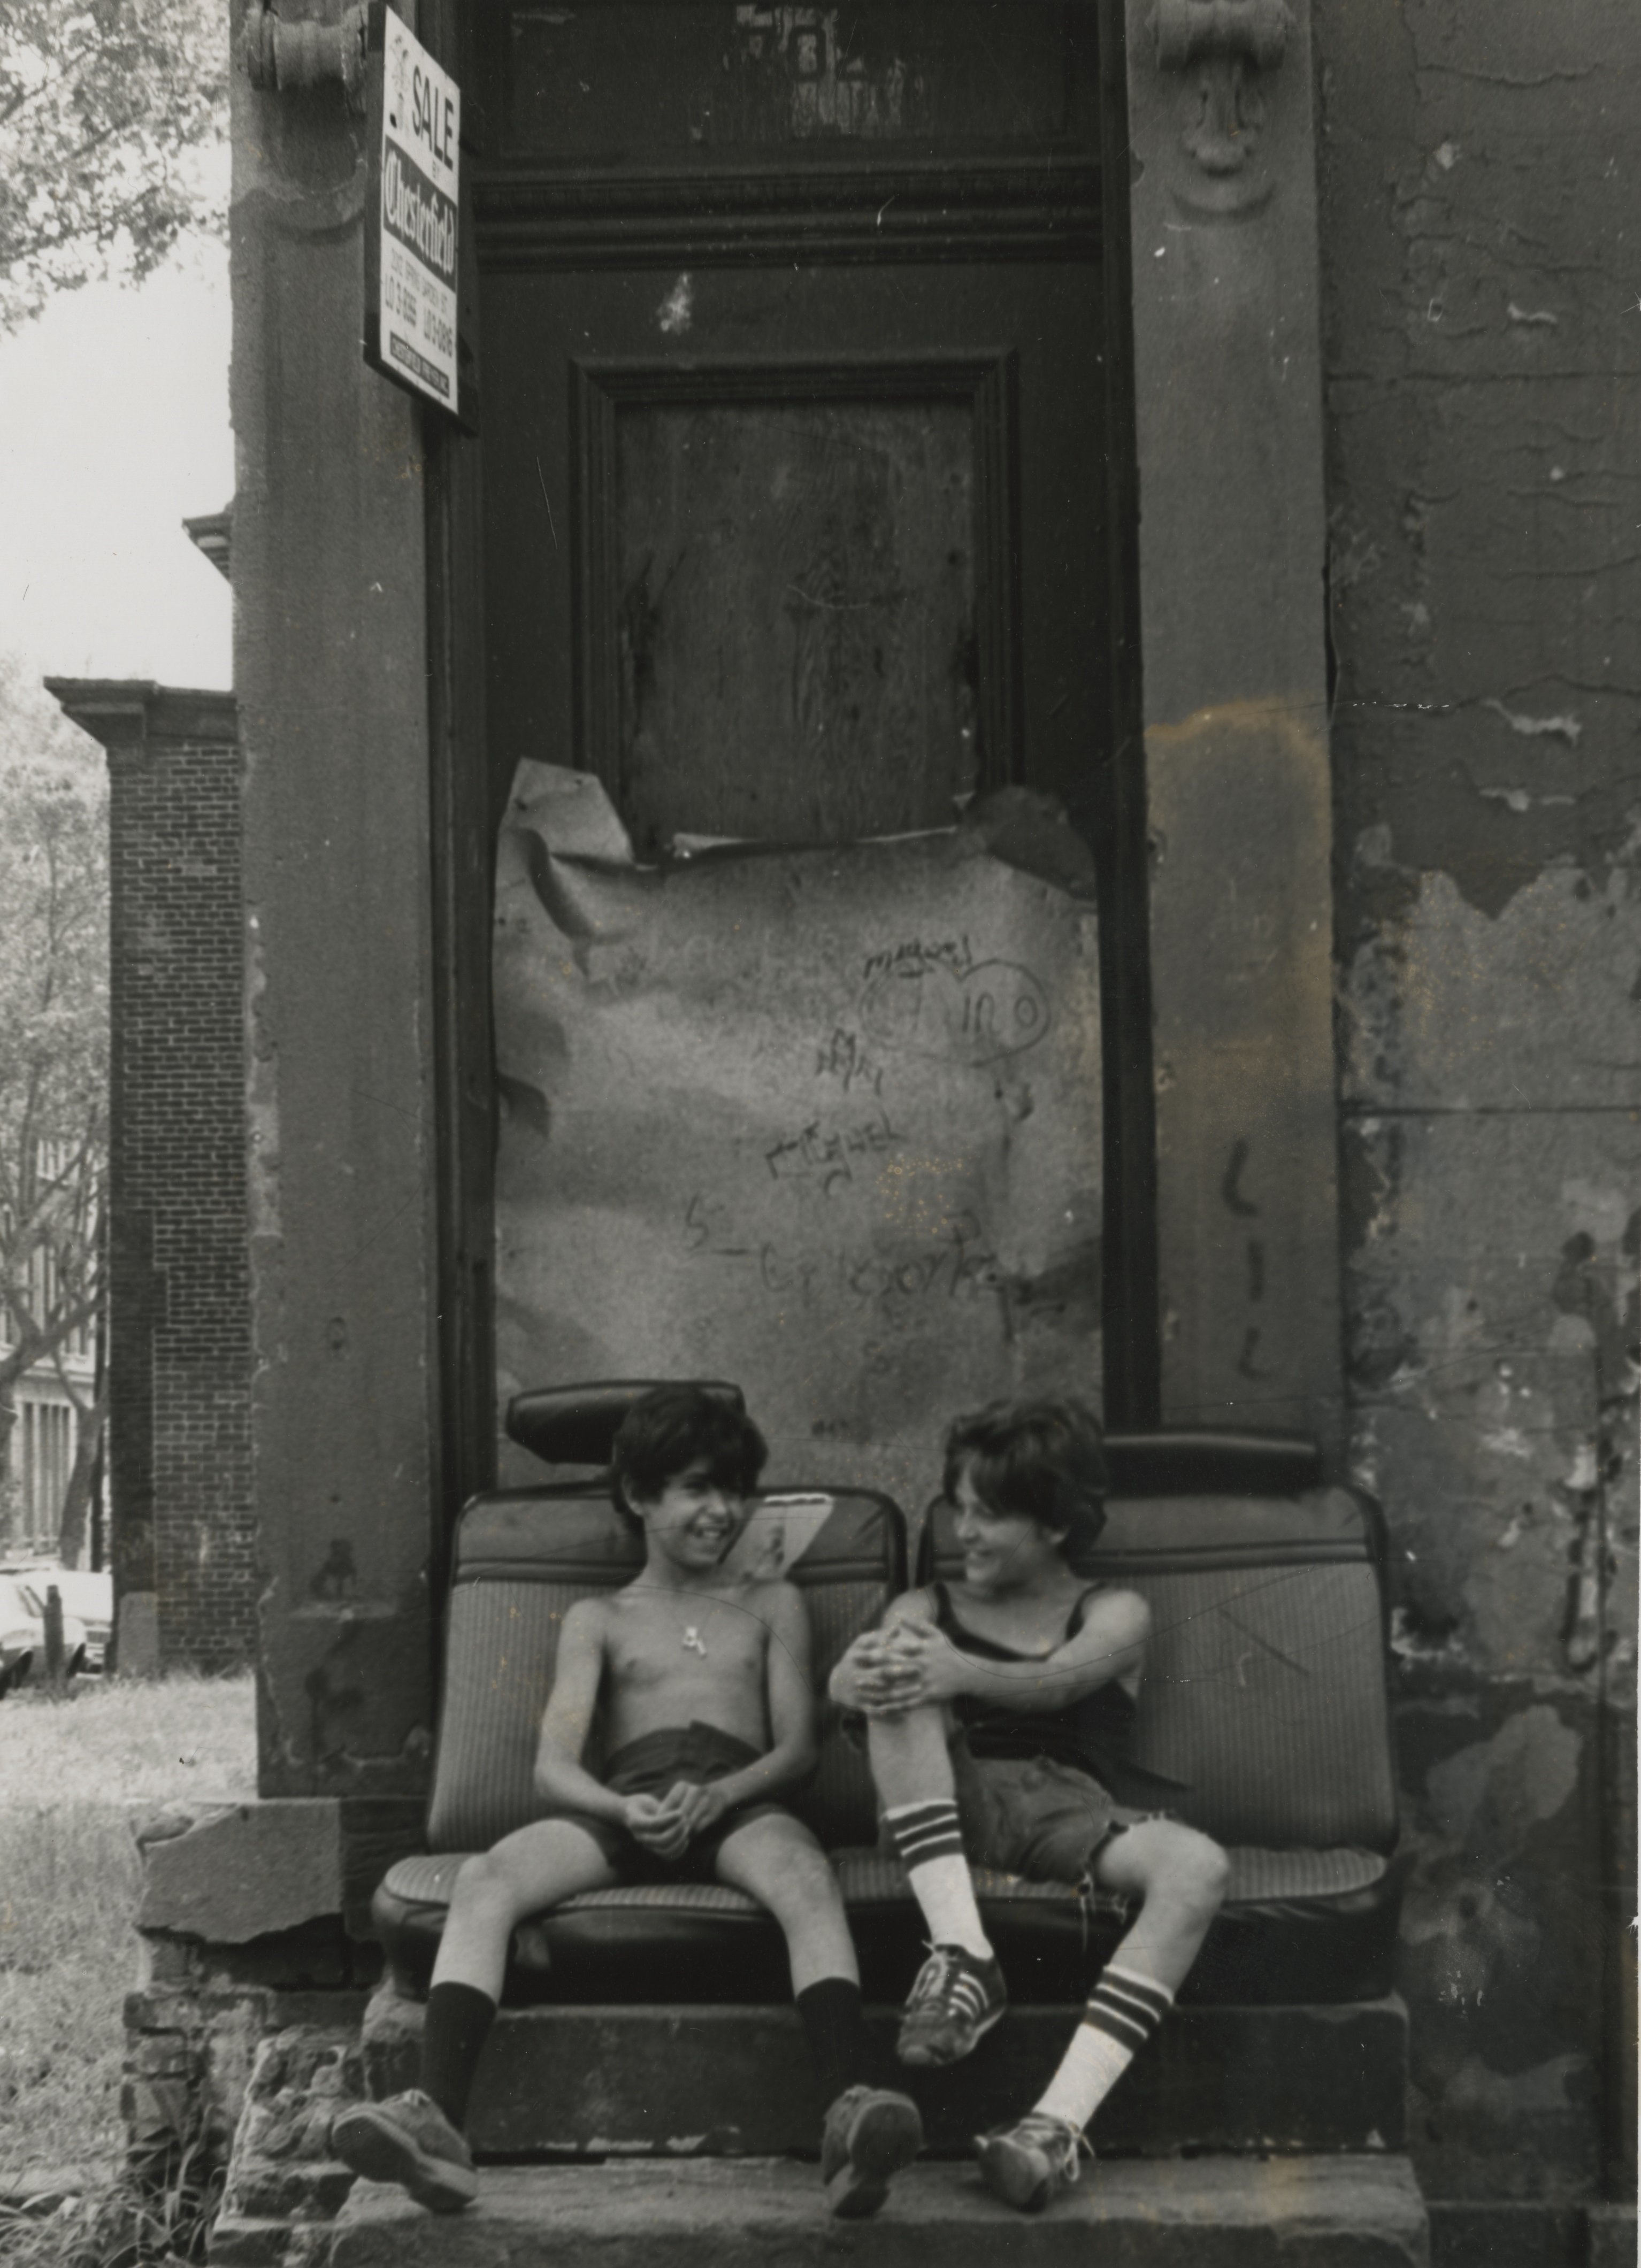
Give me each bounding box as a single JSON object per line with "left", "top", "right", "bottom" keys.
{"left": 1319, "top": 0, "right": 1638, "bottom": 2204}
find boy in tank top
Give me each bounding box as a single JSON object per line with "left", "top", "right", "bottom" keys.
{"left": 829, "top": 1397, "right": 1229, "bottom": 2213}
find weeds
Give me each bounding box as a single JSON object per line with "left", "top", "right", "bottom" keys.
{"left": 0, "top": 1676, "right": 256, "bottom": 2266}
{"left": 0, "top": 2132, "right": 223, "bottom": 2268}
{"left": 0, "top": 1804, "right": 141, "bottom": 2177}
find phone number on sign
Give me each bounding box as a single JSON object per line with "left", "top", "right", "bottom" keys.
{"left": 384, "top": 275, "right": 453, "bottom": 360}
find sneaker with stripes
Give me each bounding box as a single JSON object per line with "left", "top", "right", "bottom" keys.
{"left": 974, "top": 2110, "right": 1090, "bottom": 2213}
{"left": 895, "top": 1942, "right": 1008, "bottom": 2067}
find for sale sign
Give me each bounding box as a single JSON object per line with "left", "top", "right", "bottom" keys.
{"left": 365, "top": 8, "right": 459, "bottom": 413}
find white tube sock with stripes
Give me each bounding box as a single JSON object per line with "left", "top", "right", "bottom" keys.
{"left": 1032, "top": 1964, "right": 1175, "bottom": 2129}
{"left": 883, "top": 1799, "right": 994, "bottom": 1961}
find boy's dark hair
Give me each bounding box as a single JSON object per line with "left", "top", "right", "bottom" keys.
{"left": 942, "top": 1397, "right": 1109, "bottom": 1571}
{"left": 609, "top": 1386, "right": 769, "bottom": 1531}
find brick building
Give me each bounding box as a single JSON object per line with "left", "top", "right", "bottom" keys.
{"left": 47, "top": 681, "right": 254, "bottom": 1671}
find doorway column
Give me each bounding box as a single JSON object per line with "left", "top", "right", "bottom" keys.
{"left": 1123, "top": 0, "right": 1341, "bottom": 1451}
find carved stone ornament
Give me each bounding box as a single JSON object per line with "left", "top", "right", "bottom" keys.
{"left": 1151, "top": 0, "right": 1292, "bottom": 216}
{"left": 240, "top": 3, "right": 369, "bottom": 116}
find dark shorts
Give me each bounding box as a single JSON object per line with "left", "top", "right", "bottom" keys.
{"left": 557, "top": 1721, "right": 793, "bottom": 1885}
{"left": 945, "top": 1733, "right": 1170, "bottom": 1884}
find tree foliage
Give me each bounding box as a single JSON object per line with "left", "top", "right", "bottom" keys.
{"left": 0, "top": 662, "right": 109, "bottom": 1530}
{"left": 0, "top": 0, "right": 229, "bottom": 332}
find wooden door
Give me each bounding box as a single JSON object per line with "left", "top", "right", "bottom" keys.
{"left": 469, "top": 0, "right": 1154, "bottom": 1420}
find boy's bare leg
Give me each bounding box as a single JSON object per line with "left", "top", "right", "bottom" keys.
{"left": 866, "top": 1706, "right": 994, "bottom": 1964}
{"left": 863, "top": 1701, "right": 955, "bottom": 1810}
{"left": 433, "top": 1818, "right": 618, "bottom": 2000}
{"left": 333, "top": 1820, "right": 617, "bottom": 2210}
{"left": 977, "top": 1820, "right": 1229, "bottom": 2210}
{"left": 715, "top": 1808, "right": 857, "bottom": 1989}
{"left": 1092, "top": 1818, "right": 1230, "bottom": 1998}
{"left": 716, "top": 1811, "right": 923, "bottom": 2218}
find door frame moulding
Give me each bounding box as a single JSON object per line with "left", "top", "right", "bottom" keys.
{"left": 473, "top": 159, "right": 1101, "bottom": 271}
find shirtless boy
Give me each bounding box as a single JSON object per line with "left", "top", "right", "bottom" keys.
{"left": 333, "top": 1386, "right": 922, "bottom": 2218}
{"left": 830, "top": 1397, "right": 1229, "bottom": 2212}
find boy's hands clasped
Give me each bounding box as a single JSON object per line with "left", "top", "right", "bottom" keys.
{"left": 832, "top": 1622, "right": 967, "bottom": 1717}
{"left": 620, "top": 1779, "right": 735, "bottom": 1857}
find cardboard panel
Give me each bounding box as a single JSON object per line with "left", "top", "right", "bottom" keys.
{"left": 493, "top": 762, "right": 1103, "bottom": 1508}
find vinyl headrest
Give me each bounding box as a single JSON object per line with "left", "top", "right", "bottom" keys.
{"left": 505, "top": 1380, "right": 745, "bottom": 1469}
{"left": 1101, "top": 1429, "right": 1322, "bottom": 1497}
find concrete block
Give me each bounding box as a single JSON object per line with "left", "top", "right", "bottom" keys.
{"left": 140, "top": 1803, "right": 344, "bottom": 1943}
{"left": 324, "top": 2156, "right": 1430, "bottom": 2266}
{"left": 361, "top": 1996, "right": 1407, "bottom": 2159}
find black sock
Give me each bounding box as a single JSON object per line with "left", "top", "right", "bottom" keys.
{"left": 420, "top": 1981, "right": 497, "bottom": 2132}
{"left": 796, "top": 1976, "right": 870, "bottom": 2109}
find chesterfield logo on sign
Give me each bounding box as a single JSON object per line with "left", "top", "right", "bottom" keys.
{"left": 373, "top": 11, "right": 458, "bottom": 409}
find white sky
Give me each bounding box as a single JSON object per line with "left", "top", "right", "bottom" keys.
{"left": 0, "top": 237, "right": 233, "bottom": 691}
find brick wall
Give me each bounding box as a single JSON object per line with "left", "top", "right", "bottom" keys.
{"left": 50, "top": 683, "right": 254, "bottom": 1671}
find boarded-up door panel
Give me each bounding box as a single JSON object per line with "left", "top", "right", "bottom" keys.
{"left": 494, "top": 765, "right": 1103, "bottom": 1505}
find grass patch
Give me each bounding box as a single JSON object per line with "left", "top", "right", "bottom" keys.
{"left": 0, "top": 1673, "right": 256, "bottom": 1810}
{"left": 0, "top": 1805, "right": 142, "bottom": 2174}
{"left": 0, "top": 1675, "right": 256, "bottom": 2262}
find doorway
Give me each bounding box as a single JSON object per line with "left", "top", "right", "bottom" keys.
{"left": 443, "top": 0, "right": 1152, "bottom": 1500}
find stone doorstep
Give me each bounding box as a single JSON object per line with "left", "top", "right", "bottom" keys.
{"left": 363, "top": 1994, "right": 1410, "bottom": 2159}
{"left": 251, "top": 2155, "right": 1431, "bottom": 2267}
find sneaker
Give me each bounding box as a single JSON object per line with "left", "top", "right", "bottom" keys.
{"left": 974, "top": 2110, "right": 1088, "bottom": 2213}
{"left": 895, "top": 1943, "right": 1008, "bottom": 2067}
{"left": 330, "top": 2089, "right": 479, "bottom": 2214}
{"left": 819, "top": 2084, "right": 924, "bottom": 2219}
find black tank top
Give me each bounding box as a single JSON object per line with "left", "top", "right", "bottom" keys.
{"left": 931, "top": 1579, "right": 1183, "bottom": 1807}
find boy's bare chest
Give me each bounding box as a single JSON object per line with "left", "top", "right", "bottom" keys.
{"left": 605, "top": 1590, "right": 769, "bottom": 1690}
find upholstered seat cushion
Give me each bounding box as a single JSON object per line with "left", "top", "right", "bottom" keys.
{"left": 372, "top": 1842, "right": 1402, "bottom": 2007}
{"left": 917, "top": 1483, "right": 1400, "bottom": 1857}
{"left": 384, "top": 1434, "right": 1402, "bottom": 2016}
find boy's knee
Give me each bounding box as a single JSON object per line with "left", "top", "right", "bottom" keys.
{"left": 1173, "top": 1830, "right": 1230, "bottom": 1917}
{"left": 770, "top": 1836, "right": 838, "bottom": 1896}
{"left": 1119, "top": 1822, "right": 1229, "bottom": 1917}
{"left": 749, "top": 1833, "right": 841, "bottom": 1910}
{"left": 455, "top": 1851, "right": 511, "bottom": 1907}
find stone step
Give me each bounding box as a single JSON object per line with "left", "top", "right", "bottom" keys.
{"left": 277, "top": 2155, "right": 1430, "bottom": 2268}
{"left": 363, "top": 1990, "right": 1408, "bottom": 2158}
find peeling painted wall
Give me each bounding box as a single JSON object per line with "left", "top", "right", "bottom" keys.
{"left": 1317, "top": 0, "right": 1639, "bottom": 2207}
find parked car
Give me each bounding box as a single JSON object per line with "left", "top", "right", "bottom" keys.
{"left": 12, "top": 1567, "right": 112, "bottom": 1672}
{"left": 0, "top": 1573, "right": 89, "bottom": 1691}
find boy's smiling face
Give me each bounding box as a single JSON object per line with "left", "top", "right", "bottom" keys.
{"left": 951, "top": 1461, "right": 1066, "bottom": 1592}
{"left": 633, "top": 1458, "right": 751, "bottom": 1573}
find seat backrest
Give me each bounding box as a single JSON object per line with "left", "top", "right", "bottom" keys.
{"left": 427, "top": 1484, "right": 906, "bottom": 1854}
{"left": 918, "top": 1477, "right": 1397, "bottom": 1854}
{"left": 505, "top": 1379, "right": 745, "bottom": 1468}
